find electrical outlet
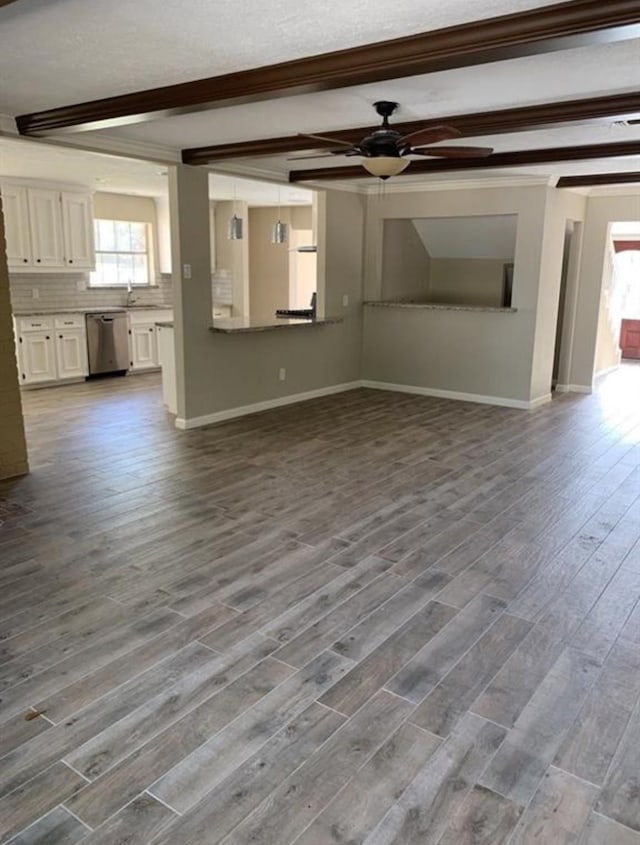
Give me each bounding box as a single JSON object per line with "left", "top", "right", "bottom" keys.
{"left": 342, "top": 294, "right": 349, "bottom": 307}
{"left": 183, "top": 263, "right": 192, "bottom": 279}
{"left": 32, "top": 288, "right": 39, "bottom": 299}
{"left": 76, "top": 278, "right": 85, "bottom": 291}
{"left": 278, "top": 367, "right": 286, "bottom": 381}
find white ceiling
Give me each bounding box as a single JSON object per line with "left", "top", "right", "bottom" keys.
{"left": 413, "top": 215, "right": 518, "bottom": 259}
{"left": 0, "top": 0, "right": 639, "bottom": 190}
{"left": 0, "top": 137, "right": 313, "bottom": 204}
{"left": 0, "top": 0, "right": 563, "bottom": 113}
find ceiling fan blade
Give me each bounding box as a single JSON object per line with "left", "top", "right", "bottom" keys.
{"left": 410, "top": 145, "right": 494, "bottom": 158}
{"left": 287, "top": 152, "right": 347, "bottom": 161}
{"left": 397, "top": 125, "right": 462, "bottom": 147}
{"left": 298, "top": 132, "right": 355, "bottom": 148}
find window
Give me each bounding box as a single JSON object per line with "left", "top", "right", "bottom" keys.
{"left": 90, "top": 219, "right": 151, "bottom": 286}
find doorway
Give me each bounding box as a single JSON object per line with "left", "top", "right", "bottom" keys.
{"left": 594, "top": 222, "right": 640, "bottom": 375}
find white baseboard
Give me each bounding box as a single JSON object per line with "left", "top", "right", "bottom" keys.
{"left": 595, "top": 364, "right": 620, "bottom": 379}
{"left": 555, "top": 383, "right": 593, "bottom": 394}
{"left": 361, "top": 380, "right": 546, "bottom": 410}
{"left": 176, "top": 377, "right": 556, "bottom": 428}
{"left": 175, "top": 381, "right": 362, "bottom": 429}
{"left": 528, "top": 393, "right": 553, "bottom": 409}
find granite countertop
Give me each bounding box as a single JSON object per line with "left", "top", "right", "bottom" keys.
{"left": 364, "top": 300, "right": 517, "bottom": 314}
{"left": 157, "top": 316, "right": 343, "bottom": 332}
{"left": 210, "top": 315, "right": 343, "bottom": 333}
{"left": 13, "top": 305, "right": 174, "bottom": 316}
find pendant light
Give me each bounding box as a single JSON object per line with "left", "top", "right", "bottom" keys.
{"left": 271, "top": 188, "right": 288, "bottom": 244}
{"left": 227, "top": 181, "right": 243, "bottom": 240}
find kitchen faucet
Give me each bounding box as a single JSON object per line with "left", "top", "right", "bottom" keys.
{"left": 126, "top": 280, "right": 138, "bottom": 306}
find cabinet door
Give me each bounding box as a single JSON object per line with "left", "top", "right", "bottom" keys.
{"left": 1, "top": 184, "right": 32, "bottom": 267}
{"left": 61, "top": 192, "right": 95, "bottom": 269}
{"left": 56, "top": 330, "right": 88, "bottom": 379}
{"left": 130, "top": 324, "right": 158, "bottom": 369}
{"left": 18, "top": 332, "right": 57, "bottom": 384}
{"left": 27, "top": 189, "right": 65, "bottom": 268}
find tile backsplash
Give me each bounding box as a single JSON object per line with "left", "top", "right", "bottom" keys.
{"left": 9, "top": 269, "right": 233, "bottom": 313}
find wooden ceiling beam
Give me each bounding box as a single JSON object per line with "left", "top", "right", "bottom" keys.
{"left": 288, "top": 140, "right": 640, "bottom": 182}
{"left": 182, "top": 91, "right": 640, "bottom": 164}
{"left": 557, "top": 171, "right": 640, "bottom": 186}
{"left": 16, "top": 0, "right": 640, "bottom": 135}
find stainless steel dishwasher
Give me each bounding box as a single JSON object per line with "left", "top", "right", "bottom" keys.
{"left": 86, "top": 311, "right": 129, "bottom": 376}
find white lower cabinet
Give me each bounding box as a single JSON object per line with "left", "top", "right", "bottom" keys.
{"left": 55, "top": 330, "right": 88, "bottom": 379}
{"left": 129, "top": 323, "right": 158, "bottom": 370}
{"left": 18, "top": 331, "right": 58, "bottom": 385}
{"left": 15, "top": 314, "right": 88, "bottom": 386}
{"left": 127, "top": 310, "right": 172, "bottom": 372}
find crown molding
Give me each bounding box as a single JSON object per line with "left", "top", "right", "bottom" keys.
{"left": 361, "top": 174, "right": 554, "bottom": 195}
{"left": 16, "top": 0, "right": 640, "bottom": 135}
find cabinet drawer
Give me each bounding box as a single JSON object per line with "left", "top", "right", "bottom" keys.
{"left": 17, "top": 316, "right": 54, "bottom": 332}
{"left": 128, "top": 308, "right": 173, "bottom": 324}
{"left": 54, "top": 315, "right": 85, "bottom": 329}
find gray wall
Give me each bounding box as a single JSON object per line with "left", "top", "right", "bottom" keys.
{"left": 428, "top": 258, "right": 507, "bottom": 307}
{"left": 174, "top": 187, "right": 363, "bottom": 423}
{"left": 381, "top": 219, "right": 431, "bottom": 301}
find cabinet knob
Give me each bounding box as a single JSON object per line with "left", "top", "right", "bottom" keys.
{"left": 69, "top": 259, "right": 73, "bottom": 264}
{"left": 45, "top": 335, "right": 50, "bottom": 340}
{"left": 36, "top": 259, "right": 41, "bottom": 263}
{"left": 149, "top": 327, "right": 153, "bottom": 332}
{"left": 23, "top": 258, "right": 27, "bottom": 263}
{"left": 59, "top": 334, "right": 63, "bottom": 339}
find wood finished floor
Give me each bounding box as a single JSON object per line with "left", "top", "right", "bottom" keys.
{"left": 2, "top": 370, "right": 640, "bottom": 844}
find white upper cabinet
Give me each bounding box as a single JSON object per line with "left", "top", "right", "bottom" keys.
{"left": 1, "top": 184, "right": 32, "bottom": 266}
{"left": 61, "top": 192, "right": 95, "bottom": 269}
{"left": 0, "top": 181, "right": 95, "bottom": 272}
{"left": 27, "top": 188, "right": 65, "bottom": 268}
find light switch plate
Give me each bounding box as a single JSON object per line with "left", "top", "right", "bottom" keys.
{"left": 342, "top": 294, "right": 349, "bottom": 307}
{"left": 183, "top": 263, "right": 192, "bottom": 279}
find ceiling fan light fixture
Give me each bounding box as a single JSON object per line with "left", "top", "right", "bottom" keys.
{"left": 361, "top": 156, "right": 410, "bottom": 179}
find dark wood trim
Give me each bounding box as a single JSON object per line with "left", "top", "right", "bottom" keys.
{"left": 0, "top": 1, "right": 23, "bottom": 6}
{"left": 16, "top": 0, "right": 640, "bottom": 135}
{"left": 288, "top": 140, "right": 640, "bottom": 182}
{"left": 557, "top": 171, "right": 640, "bottom": 187}
{"left": 182, "top": 92, "right": 640, "bottom": 164}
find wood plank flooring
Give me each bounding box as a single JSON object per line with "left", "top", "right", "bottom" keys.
{"left": 2, "top": 368, "right": 640, "bottom": 843}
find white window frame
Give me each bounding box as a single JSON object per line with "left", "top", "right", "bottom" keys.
{"left": 89, "top": 218, "right": 153, "bottom": 287}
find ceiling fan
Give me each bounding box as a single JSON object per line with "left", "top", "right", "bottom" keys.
{"left": 291, "top": 101, "right": 494, "bottom": 179}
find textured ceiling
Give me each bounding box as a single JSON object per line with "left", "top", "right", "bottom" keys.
{"left": 0, "top": 0, "right": 639, "bottom": 191}
{"left": 0, "top": 0, "right": 563, "bottom": 113}
{"left": 102, "top": 41, "right": 640, "bottom": 150}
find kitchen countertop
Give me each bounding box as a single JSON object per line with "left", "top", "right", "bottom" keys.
{"left": 155, "top": 316, "right": 343, "bottom": 332}
{"left": 364, "top": 301, "right": 517, "bottom": 313}
{"left": 13, "top": 305, "right": 175, "bottom": 316}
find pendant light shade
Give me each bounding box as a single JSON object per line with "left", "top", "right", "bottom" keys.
{"left": 227, "top": 180, "right": 244, "bottom": 240}
{"left": 228, "top": 213, "right": 243, "bottom": 240}
{"left": 271, "top": 219, "right": 287, "bottom": 244}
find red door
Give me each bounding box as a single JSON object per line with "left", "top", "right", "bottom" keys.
{"left": 620, "top": 319, "right": 640, "bottom": 359}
